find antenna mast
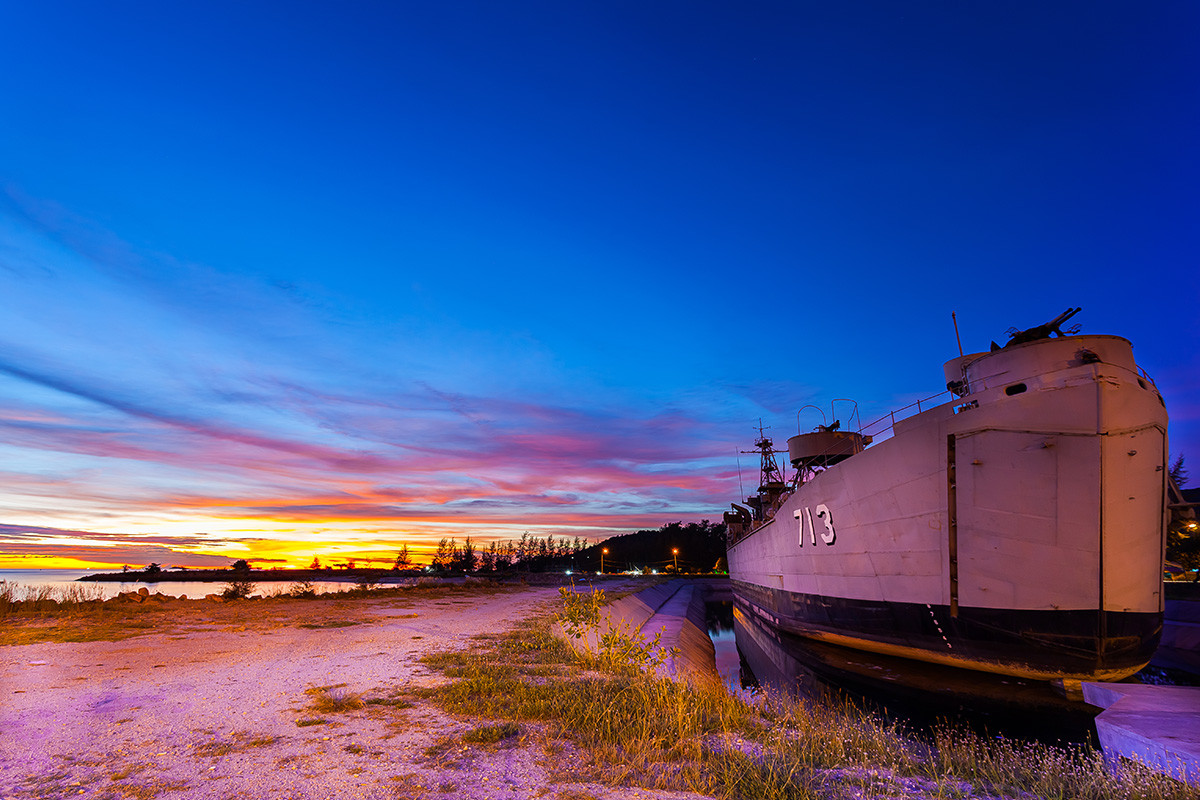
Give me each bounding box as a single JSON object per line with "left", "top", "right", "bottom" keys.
{"left": 742, "top": 419, "right": 786, "bottom": 489}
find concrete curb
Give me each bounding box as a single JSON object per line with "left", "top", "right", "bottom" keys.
{"left": 551, "top": 579, "right": 723, "bottom": 686}
{"left": 1082, "top": 681, "right": 1200, "bottom": 785}
{"left": 651, "top": 582, "right": 720, "bottom": 686}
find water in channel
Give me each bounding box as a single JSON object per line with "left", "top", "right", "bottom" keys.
{"left": 703, "top": 599, "right": 1109, "bottom": 745}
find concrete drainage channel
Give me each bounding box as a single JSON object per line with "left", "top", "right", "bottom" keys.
{"left": 552, "top": 577, "right": 732, "bottom": 686}
{"left": 554, "top": 578, "right": 1200, "bottom": 787}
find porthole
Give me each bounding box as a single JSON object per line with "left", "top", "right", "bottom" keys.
{"left": 1005, "top": 383, "right": 1027, "bottom": 396}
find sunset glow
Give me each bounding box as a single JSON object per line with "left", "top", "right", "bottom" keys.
{"left": 1, "top": 4, "right": 1197, "bottom": 571}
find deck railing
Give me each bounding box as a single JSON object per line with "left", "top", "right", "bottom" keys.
{"left": 858, "top": 390, "right": 953, "bottom": 444}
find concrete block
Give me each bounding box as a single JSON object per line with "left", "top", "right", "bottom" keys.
{"left": 1083, "top": 682, "right": 1200, "bottom": 785}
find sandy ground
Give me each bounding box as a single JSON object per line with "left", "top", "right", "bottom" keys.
{"left": 0, "top": 585, "right": 710, "bottom": 800}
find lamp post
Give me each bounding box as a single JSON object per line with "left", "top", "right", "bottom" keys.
{"left": 601, "top": 547, "right": 608, "bottom": 574}
{"left": 672, "top": 547, "right": 679, "bottom": 573}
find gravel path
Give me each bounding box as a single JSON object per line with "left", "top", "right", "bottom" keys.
{"left": 0, "top": 586, "right": 711, "bottom": 800}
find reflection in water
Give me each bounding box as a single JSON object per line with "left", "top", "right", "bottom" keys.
{"left": 707, "top": 599, "right": 1100, "bottom": 744}
{"left": 706, "top": 600, "right": 759, "bottom": 700}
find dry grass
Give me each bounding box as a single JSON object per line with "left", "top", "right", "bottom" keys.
{"left": 305, "top": 684, "right": 366, "bottom": 713}
{"left": 18, "top": 760, "right": 188, "bottom": 800}
{"left": 0, "top": 578, "right": 522, "bottom": 645}
{"left": 417, "top": 611, "right": 1198, "bottom": 800}
{"left": 387, "top": 772, "right": 431, "bottom": 799}
{"left": 461, "top": 721, "right": 522, "bottom": 745}
{"left": 295, "top": 717, "right": 329, "bottom": 727}
{"left": 101, "top": 777, "right": 191, "bottom": 800}
{"left": 192, "top": 731, "right": 278, "bottom": 758}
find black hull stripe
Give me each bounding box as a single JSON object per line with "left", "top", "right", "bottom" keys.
{"left": 732, "top": 580, "right": 1162, "bottom": 680}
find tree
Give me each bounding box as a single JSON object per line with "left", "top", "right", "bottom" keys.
{"left": 432, "top": 538, "right": 455, "bottom": 571}
{"left": 1168, "top": 453, "right": 1198, "bottom": 578}
{"left": 1171, "top": 454, "right": 1189, "bottom": 488}
{"left": 309, "top": 556, "right": 322, "bottom": 570}
{"left": 231, "top": 559, "right": 250, "bottom": 575}
{"left": 516, "top": 532, "right": 532, "bottom": 570}
{"left": 579, "top": 520, "right": 728, "bottom": 574}
{"left": 454, "top": 537, "right": 476, "bottom": 572}
{"left": 144, "top": 563, "right": 162, "bottom": 575}
{"left": 479, "top": 543, "right": 497, "bottom": 573}
{"left": 393, "top": 545, "right": 411, "bottom": 570}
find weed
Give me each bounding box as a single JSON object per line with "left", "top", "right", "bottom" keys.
{"left": 353, "top": 574, "right": 380, "bottom": 592}
{"left": 556, "top": 585, "right": 675, "bottom": 673}
{"left": 414, "top": 592, "right": 1198, "bottom": 800}
{"left": 0, "top": 580, "right": 108, "bottom": 618}
{"left": 305, "top": 684, "right": 365, "bottom": 713}
{"left": 365, "top": 696, "right": 414, "bottom": 708}
{"left": 193, "top": 732, "right": 278, "bottom": 758}
{"left": 424, "top": 737, "right": 465, "bottom": 762}
{"left": 106, "top": 778, "right": 190, "bottom": 799}
{"left": 287, "top": 580, "right": 316, "bottom": 597}
{"left": 221, "top": 580, "right": 256, "bottom": 599}
{"left": 388, "top": 772, "right": 430, "bottom": 799}
{"left": 461, "top": 722, "right": 521, "bottom": 745}
{"left": 20, "top": 769, "right": 76, "bottom": 800}
{"left": 108, "top": 764, "right": 145, "bottom": 781}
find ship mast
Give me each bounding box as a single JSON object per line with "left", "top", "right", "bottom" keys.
{"left": 740, "top": 421, "right": 789, "bottom": 521}
{"left": 747, "top": 421, "right": 786, "bottom": 488}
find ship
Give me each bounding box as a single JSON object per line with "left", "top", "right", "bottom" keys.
{"left": 724, "top": 308, "right": 1167, "bottom": 687}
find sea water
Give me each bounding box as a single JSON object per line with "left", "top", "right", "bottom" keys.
{"left": 0, "top": 568, "right": 373, "bottom": 600}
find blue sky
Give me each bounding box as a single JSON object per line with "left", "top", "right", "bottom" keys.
{"left": 1, "top": 1, "right": 1196, "bottom": 568}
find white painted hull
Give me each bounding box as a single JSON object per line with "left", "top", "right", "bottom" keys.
{"left": 728, "top": 334, "right": 1167, "bottom": 681}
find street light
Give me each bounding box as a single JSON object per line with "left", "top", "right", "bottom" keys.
{"left": 672, "top": 547, "right": 679, "bottom": 573}
{"left": 601, "top": 547, "right": 608, "bottom": 574}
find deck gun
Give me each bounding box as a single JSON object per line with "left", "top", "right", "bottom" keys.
{"left": 991, "top": 306, "right": 1082, "bottom": 351}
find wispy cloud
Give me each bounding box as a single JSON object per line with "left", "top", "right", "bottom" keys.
{"left": 0, "top": 200, "right": 745, "bottom": 564}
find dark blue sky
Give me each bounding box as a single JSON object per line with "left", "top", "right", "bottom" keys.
{"left": 1, "top": 2, "right": 1196, "bottom": 566}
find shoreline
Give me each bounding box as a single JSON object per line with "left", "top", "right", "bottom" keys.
{"left": 3, "top": 581, "right": 689, "bottom": 800}
{"left": 75, "top": 567, "right": 423, "bottom": 583}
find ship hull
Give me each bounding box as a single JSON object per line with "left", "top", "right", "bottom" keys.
{"left": 727, "top": 334, "right": 1167, "bottom": 683}
{"left": 732, "top": 581, "right": 1160, "bottom": 681}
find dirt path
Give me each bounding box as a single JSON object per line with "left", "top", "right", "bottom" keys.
{"left": 0, "top": 586, "right": 709, "bottom": 800}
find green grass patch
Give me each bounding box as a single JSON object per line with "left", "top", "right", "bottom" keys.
{"left": 414, "top": 599, "right": 1197, "bottom": 800}
{"left": 461, "top": 722, "right": 521, "bottom": 745}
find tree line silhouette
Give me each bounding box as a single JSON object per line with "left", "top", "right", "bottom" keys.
{"left": 426, "top": 520, "right": 727, "bottom": 574}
